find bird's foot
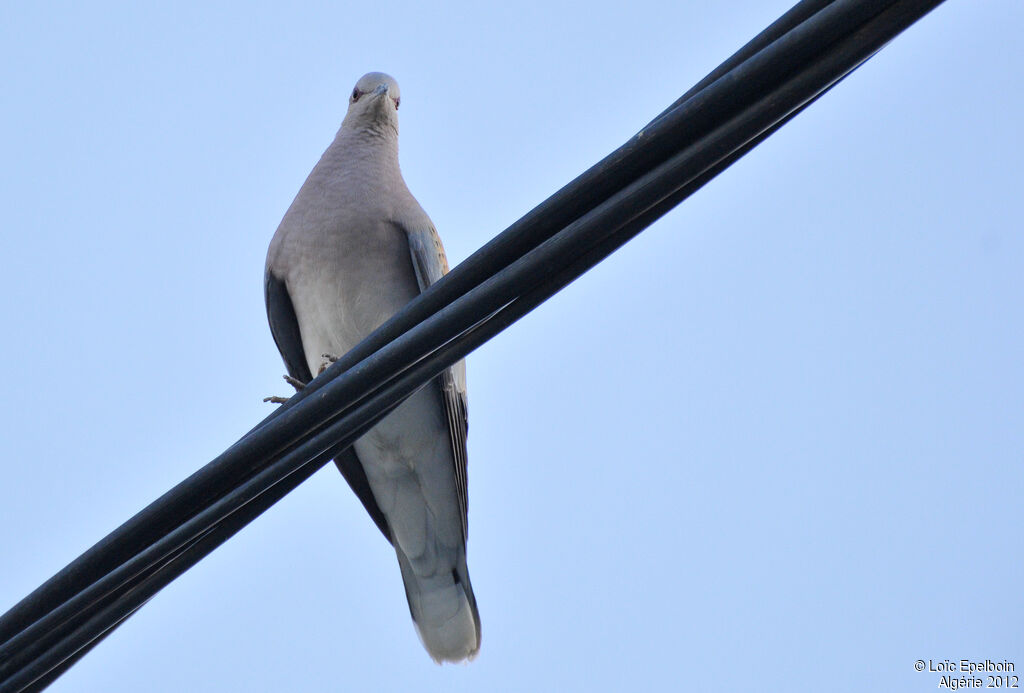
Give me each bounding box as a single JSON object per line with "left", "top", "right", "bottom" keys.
{"left": 263, "top": 374, "right": 307, "bottom": 404}
{"left": 318, "top": 353, "right": 339, "bottom": 375}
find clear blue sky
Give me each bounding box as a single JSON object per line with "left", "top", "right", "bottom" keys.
{"left": 1, "top": 1, "right": 1020, "bottom": 691}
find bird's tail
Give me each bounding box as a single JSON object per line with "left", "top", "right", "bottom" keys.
{"left": 395, "top": 547, "right": 481, "bottom": 663}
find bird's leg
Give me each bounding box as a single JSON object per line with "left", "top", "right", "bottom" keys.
{"left": 263, "top": 374, "right": 308, "bottom": 404}
{"left": 265, "top": 355, "right": 339, "bottom": 403}
{"left": 318, "top": 353, "right": 340, "bottom": 375}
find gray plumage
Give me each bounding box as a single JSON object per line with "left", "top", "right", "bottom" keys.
{"left": 264, "top": 72, "right": 479, "bottom": 662}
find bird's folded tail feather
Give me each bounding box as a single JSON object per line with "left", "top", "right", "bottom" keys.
{"left": 395, "top": 547, "right": 480, "bottom": 663}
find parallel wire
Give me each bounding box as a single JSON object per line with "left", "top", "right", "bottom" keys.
{"left": 0, "top": 0, "right": 945, "bottom": 689}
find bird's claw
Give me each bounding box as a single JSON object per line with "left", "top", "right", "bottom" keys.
{"left": 264, "top": 373, "right": 308, "bottom": 404}
{"left": 318, "top": 353, "right": 340, "bottom": 375}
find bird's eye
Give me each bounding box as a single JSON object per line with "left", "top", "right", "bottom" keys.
{"left": 394, "top": 97, "right": 400, "bottom": 110}
{"left": 351, "top": 88, "right": 361, "bottom": 102}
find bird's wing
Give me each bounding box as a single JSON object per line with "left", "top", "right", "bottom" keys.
{"left": 264, "top": 268, "right": 393, "bottom": 541}
{"left": 264, "top": 269, "right": 313, "bottom": 384}
{"left": 405, "top": 222, "right": 470, "bottom": 540}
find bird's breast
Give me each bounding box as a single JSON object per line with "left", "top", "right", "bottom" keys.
{"left": 281, "top": 213, "right": 420, "bottom": 381}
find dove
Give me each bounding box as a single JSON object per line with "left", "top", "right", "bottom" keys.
{"left": 264, "top": 72, "right": 480, "bottom": 662}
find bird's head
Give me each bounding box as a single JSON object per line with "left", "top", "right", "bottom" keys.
{"left": 342, "top": 72, "right": 401, "bottom": 135}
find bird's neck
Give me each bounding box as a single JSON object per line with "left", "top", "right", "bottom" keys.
{"left": 319, "top": 126, "right": 404, "bottom": 197}
{"left": 337, "top": 119, "right": 399, "bottom": 156}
